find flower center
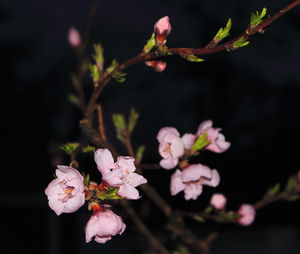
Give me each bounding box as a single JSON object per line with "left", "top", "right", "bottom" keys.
{"left": 58, "top": 181, "right": 75, "bottom": 202}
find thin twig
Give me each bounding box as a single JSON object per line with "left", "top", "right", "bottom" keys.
{"left": 84, "top": 0, "right": 300, "bottom": 117}
{"left": 120, "top": 200, "right": 170, "bottom": 254}
{"left": 97, "top": 104, "right": 107, "bottom": 141}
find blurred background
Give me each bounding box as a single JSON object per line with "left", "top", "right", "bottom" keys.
{"left": 0, "top": 0, "right": 299, "bottom": 253}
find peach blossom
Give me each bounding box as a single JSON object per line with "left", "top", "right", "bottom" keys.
{"left": 237, "top": 204, "right": 256, "bottom": 226}
{"left": 210, "top": 193, "right": 227, "bottom": 209}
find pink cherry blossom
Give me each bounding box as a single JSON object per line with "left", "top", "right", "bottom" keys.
{"left": 197, "top": 120, "right": 231, "bottom": 153}
{"left": 154, "top": 16, "right": 171, "bottom": 44}
{"left": 170, "top": 164, "right": 220, "bottom": 200}
{"left": 94, "top": 149, "right": 147, "bottom": 199}
{"left": 85, "top": 209, "right": 126, "bottom": 244}
{"left": 210, "top": 193, "right": 227, "bottom": 209}
{"left": 45, "top": 165, "right": 85, "bottom": 215}
{"left": 68, "top": 27, "right": 81, "bottom": 48}
{"left": 237, "top": 204, "right": 256, "bottom": 226}
{"left": 145, "top": 60, "right": 167, "bottom": 72}
{"left": 157, "top": 127, "right": 185, "bottom": 169}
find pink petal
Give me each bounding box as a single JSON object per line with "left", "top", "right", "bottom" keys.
{"left": 197, "top": 120, "right": 213, "bottom": 135}
{"left": 182, "top": 164, "right": 212, "bottom": 182}
{"left": 184, "top": 182, "right": 203, "bottom": 200}
{"left": 95, "top": 236, "right": 111, "bottom": 244}
{"left": 102, "top": 168, "right": 124, "bottom": 187}
{"left": 203, "top": 169, "right": 220, "bottom": 187}
{"left": 181, "top": 133, "right": 196, "bottom": 149}
{"left": 48, "top": 196, "right": 64, "bottom": 216}
{"left": 63, "top": 193, "right": 85, "bottom": 213}
{"left": 118, "top": 184, "right": 140, "bottom": 199}
{"left": 94, "top": 149, "right": 115, "bottom": 175}
{"left": 116, "top": 156, "right": 136, "bottom": 173}
{"left": 160, "top": 157, "right": 178, "bottom": 170}
{"left": 159, "top": 142, "right": 171, "bottom": 159}
{"left": 170, "top": 169, "right": 185, "bottom": 196}
{"left": 126, "top": 173, "right": 147, "bottom": 187}
{"left": 157, "top": 127, "right": 180, "bottom": 143}
{"left": 170, "top": 136, "right": 185, "bottom": 158}
{"left": 206, "top": 133, "right": 231, "bottom": 153}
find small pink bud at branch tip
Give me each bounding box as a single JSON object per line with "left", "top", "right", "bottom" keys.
{"left": 210, "top": 193, "right": 227, "bottom": 209}
{"left": 145, "top": 61, "right": 167, "bottom": 72}
{"left": 237, "top": 204, "right": 256, "bottom": 226}
{"left": 68, "top": 27, "right": 81, "bottom": 48}
{"left": 154, "top": 16, "right": 171, "bottom": 44}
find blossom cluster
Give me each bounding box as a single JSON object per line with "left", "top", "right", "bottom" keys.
{"left": 45, "top": 149, "right": 147, "bottom": 243}
{"left": 157, "top": 120, "right": 230, "bottom": 200}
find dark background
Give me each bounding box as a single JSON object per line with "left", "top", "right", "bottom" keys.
{"left": 1, "top": 0, "right": 300, "bottom": 253}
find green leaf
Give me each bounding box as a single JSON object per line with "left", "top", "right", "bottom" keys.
{"left": 89, "top": 64, "right": 100, "bottom": 82}
{"left": 191, "top": 132, "right": 210, "bottom": 152}
{"left": 250, "top": 7, "right": 267, "bottom": 27}
{"left": 60, "top": 142, "right": 80, "bottom": 155}
{"left": 82, "top": 145, "right": 95, "bottom": 153}
{"left": 184, "top": 54, "right": 205, "bottom": 62}
{"left": 136, "top": 145, "right": 145, "bottom": 162}
{"left": 214, "top": 18, "right": 232, "bottom": 42}
{"left": 264, "top": 183, "right": 281, "bottom": 198}
{"left": 285, "top": 175, "right": 297, "bottom": 192}
{"left": 68, "top": 94, "right": 80, "bottom": 107}
{"left": 93, "top": 44, "right": 104, "bottom": 71}
{"left": 193, "top": 215, "right": 205, "bottom": 223}
{"left": 112, "top": 71, "right": 127, "bottom": 83}
{"left": 204, "top": 205, "right": 213, "bottom": 213}
{"left": 231, "top": 37, "right": 250, "bottom": 50}
{"left": 112, "top": 113, "right": 127, "bottom": 141}
{"left": 128, "top": 108, "right": 139, "bottom": 133}
{"left": 172, "top": 246, "right": 191, "bottom": 254}
{"left": 143, "top": 33, "right": 156, "bottom": 53}
{"left": 83, "top": 173, "right": 90, "bottom": 186}
{"left": 287, "top": 195, "right": 300, "bottom": 201}
{"left": 106, "top": 59, "right": 119, "bottom": 74}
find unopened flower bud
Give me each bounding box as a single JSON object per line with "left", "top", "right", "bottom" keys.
{"left": 237, "top": 204, "right": 256, "bottom": 226}
{"left": 210, "top": 193, "right": 227, "bottom": 209}
{"left": 68, "top": 27, "right": 81, "bottom": 48}
{"left": 145, "top": 60, "right": 167, "bottom": 72}
{"left": 154, "top": 16, "right": 171, "bottom": 44}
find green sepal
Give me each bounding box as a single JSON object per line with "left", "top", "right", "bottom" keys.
{"left": 285, "top": 175, "right": 297, "bottom": 192}
{"left": 192, "top": 132, "right": 210, "bottom": 152}
{"left": 60, "top": 142, "right": 80, "bottom": 155}
{"left": 82, "top": 145, "right": 95, "bottom": 153}
{"left": 143, "top": 33, "right": 156, "bottom": 53}
{"left": 263, "top": 183, "right": 281, "bottom": 198}
{"left": 93, "top": 44, "right": 104, "bottom": 71}
{"left": 128, "top": 108, "right": 139, "bottom": 133}
{"left": 97, "top": 187, "right": 123, "bottom": 200}
{"left": 250, "top": 7, "right": 267, "bottom": 27}
{"left": 214, "top": 18, "right": 232, "bottom": 42}
{"left": 83, "top": 173, "right": 90, "bottom": 187}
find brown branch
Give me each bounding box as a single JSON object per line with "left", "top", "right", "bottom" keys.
{"left": 120, "top": 200, "right": 170, "bottom": 254}
{"left": 253, "top": 191, "right": 291, "bottom": 210}
{"left": 97, "top": 104, "right": 107, "bottom": 141}
{"left": 83, "top": 0, "right": 300, "bottom": 118}
{"left": 140, "top": 163, "right": 161, "bottom": 170}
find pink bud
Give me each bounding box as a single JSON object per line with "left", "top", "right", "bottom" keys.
{"left": 237, "top": 204, "right": 256, "bottom": 226}
{"left": 68, "top": 27, "right": 81, "bottom": 48}
{"left": 145, "top": 60, "right": 167, "bottom": 72}
{"left": 154, "top": 16, "right": 171, "bottom": 44}
{"left": 210, "top": 193, "right": 227, "bottom": 209}
{"left": 85, "top": 209, "right": 126, "bottom": 243}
